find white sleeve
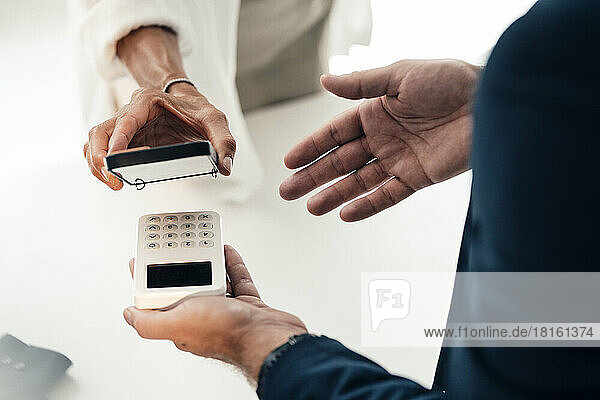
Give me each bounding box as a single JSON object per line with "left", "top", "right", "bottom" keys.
{"left": 79, "top": 0, "right": 196, "bottom": 80}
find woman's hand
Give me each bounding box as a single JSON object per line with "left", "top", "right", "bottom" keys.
{"left": 83, "top": 84, "right": 236, "bottom": 190}
{"left": 279, "top": 59, "right": 480, "bottom": 221}
{"left": 83, "top": 26, "right": 236, "bottom": 190}
{"left": 123, "top": 245, "right": 308, "bottom": 383}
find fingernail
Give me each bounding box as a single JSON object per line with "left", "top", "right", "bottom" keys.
{"left": 123, "top": 308, "right": 133, "bottom": 325}
{"left": 101, "top": 167, "right": 110, "bottom": 181}
{"left": 223, "top": 156, "right": 233, "bottom": 174}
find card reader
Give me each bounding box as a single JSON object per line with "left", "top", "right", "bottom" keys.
{"left": 134, "top": 210, "right": 226, "bottom": 309}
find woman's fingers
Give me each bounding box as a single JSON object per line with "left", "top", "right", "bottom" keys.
{"left": 280, "top": 136, "right": 372, "bottom": 201}
{"left": 108, "top": 92, "right": 152, "bottom": 154}
{"left": 85, "top": 117, "right": 124, "bottom": 190}
{"left": 197, "top": 108, "right": 236, "bottom": 176}
{"left": 84, "top": 144, "right": 109, "bottom": 184}
{"left": 87, "top": 86, "right": 239, "bottom": 188}
{"left": 307, "top": 159, "right": 389, "bottom": 216}
{"left": 340, "top": 177, "right": 416, "bottom": 222}
{"left": 283, "top": 107, "right": 364, "bottom": 170}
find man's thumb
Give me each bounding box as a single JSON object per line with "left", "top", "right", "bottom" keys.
{"left": 320, "top": 62, "right": 410, "bottom": 100}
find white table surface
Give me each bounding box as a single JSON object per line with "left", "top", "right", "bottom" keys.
{"left": 0, "top": 91, "right": 470, "bottom": 399}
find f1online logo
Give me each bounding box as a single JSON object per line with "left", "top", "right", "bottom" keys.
{"left": 368, "top": 279, "right": 411, "bottom": 331}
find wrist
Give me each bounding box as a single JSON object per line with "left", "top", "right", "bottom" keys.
{"left": 232, "top": 316, "right": 308, "bottom": 382}
{"left": 166, "top": 80, "right": 199, "bottom": 97}
{"left": 117, "top": 26, "right": 188, "bottom": 90}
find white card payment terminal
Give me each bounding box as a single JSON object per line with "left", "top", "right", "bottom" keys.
{"left": 134, "top": 210, "right": 226, "bottom": 309}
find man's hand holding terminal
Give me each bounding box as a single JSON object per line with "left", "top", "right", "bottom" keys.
{"left": 124, "top": 245, "right": 308, "bottom": 383}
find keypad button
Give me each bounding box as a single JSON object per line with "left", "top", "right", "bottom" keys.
{"left": 200, "top": 240, "right": 214, "bottom": 248}
{"left": 146, "top": 233, "right": 160, "bottom": 241}
{"left": 146, "top": 216, "right": 161, "bottom": 223}
{"left": 146, "top": 224, "right": 160, "bottom": 232}
{"left": 164, "top": 241, "right": 178, "bottom": 249}
{"left": 14, "top": 362, "right": 26, "bottom": 371}
{"left": 181, "top": 223, "right": 195, "bottom": 230}
{"left": 163, "top": 232, "right": 178, "bottom": 240}
{"left": 181, "top": 231, "right": 196, "bottom": 239}
{"left": 0, "top": 356, "right": 11, "bottom": 365}
{"left": 199, "top": 231, "right": 214, "bottom": 238}
{"left": 164, "top": 215, "right": 178, "bottom": 223}
{"left": 163, "top": 224, "right": 178, "bottom": 230}
{"left": 146, "top": 242, "right": 160, "bottom": 249}
{"left": 181, "top": 214, "right": 195, "bottom": 221}
{"left": 198, "top": 214, "right": 212, "bottom": 221}
{"left": 181, "top": 240, "right": 196, "bottom": 248}
{"left": 199, "top": 222, "right": 213, "bottom": 230}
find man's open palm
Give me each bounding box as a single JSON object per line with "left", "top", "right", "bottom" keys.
{"left": 279, "top": 59, "right": 480, "bottom": 221}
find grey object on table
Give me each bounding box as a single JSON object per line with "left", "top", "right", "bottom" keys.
{"left": 0, "top": 334, "right": 72, "bottom": 400}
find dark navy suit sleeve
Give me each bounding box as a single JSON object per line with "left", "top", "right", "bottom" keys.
{"left": 257, "top": 336, "right": 443, "bottom": 400}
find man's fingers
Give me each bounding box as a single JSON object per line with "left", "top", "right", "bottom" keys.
{"left": 320, "top": 61, "right": 412, "bottom": 100}
{"left": 123, "top": 307, "right": 182, "bottom": 340}
{"left": 307, "top": 159, "right": 389, "bottom": 216}
{"left": 339, "top": 178, "right": 416, "bottom": 222}
{"left": 284, "top": 107, "right": 364, "bottom": 170}
{"left": 224, "top": 245, "right": 260, "bottom": 299}
{"left": 200, "top": 110, "right": 236, "bottom": 176}
{"left": 280, "top": 136, "right": 372, "bottom": 201}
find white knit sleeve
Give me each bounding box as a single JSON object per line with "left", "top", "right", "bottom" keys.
{"left": 79, "top": 0, "right": 196, "bottom": 80}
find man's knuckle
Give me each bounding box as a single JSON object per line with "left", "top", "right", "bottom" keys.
{"left": 380, "top": 186, "right": 396, "bottom": 206}
{"left": 353, "top": 170, "right": 369, "bottom": 192}
{"left": 328, "top": 121, "right": 342, "bottom": 145}
{"left": 373, "top": 161, "right": 386, "bottom": 179}
{"left": 350, "top": 71, "right": 365, "bottom": 94}
{"left": 328, "top": 150, "right": 347, "bottom": 175}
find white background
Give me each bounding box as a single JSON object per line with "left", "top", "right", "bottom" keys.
{"left": 0, "top": 1, "right": 535, "bottom": 398}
